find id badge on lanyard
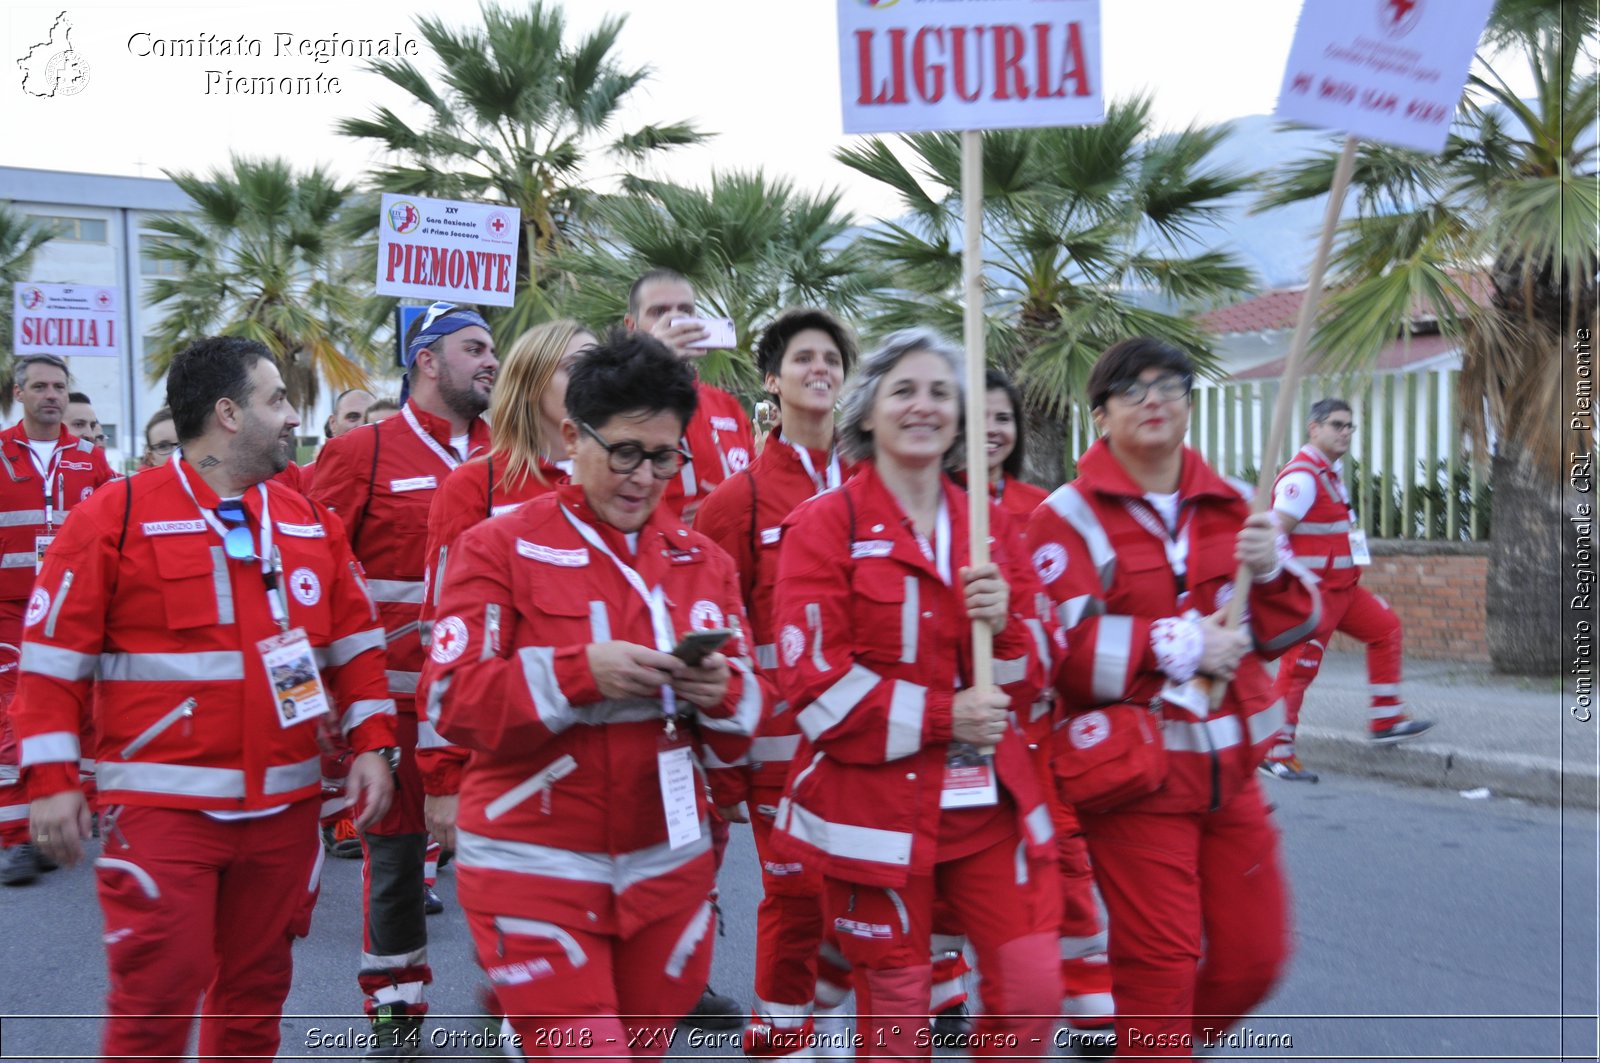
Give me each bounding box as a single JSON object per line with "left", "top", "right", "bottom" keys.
{"left": 940, "top": 744, "right": 998, "bottom": 808}
{"left": 656, "top": 735, "right": 703, "bottom": 849}
{"left": 27, "top": 448, "right": 63, "bottom": 573}
{"left": 1348, "top": 528, "right": 1373, "bottom": 566}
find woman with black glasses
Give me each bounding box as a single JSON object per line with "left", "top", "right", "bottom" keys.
{"left": 1026, "top": 337, "right": 1321, "bottom": 1059}
{"left": 417, "top": 328, "right": 767, "bottom": 1055}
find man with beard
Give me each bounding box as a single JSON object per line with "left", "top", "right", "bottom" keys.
{"left": 312, "top": 303, "right": 497, "bottom": 1057}
{"left": 16, "top": 336, "right": 395, "bottom": 1060}
{"left": 0, "top": 355, "right": 115, "bottom": 885}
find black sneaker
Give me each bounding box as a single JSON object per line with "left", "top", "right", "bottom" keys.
{"left": 680, "top": 986, "right": 744, "bottom": 1030}
{"left": 365, "top": 1004, "right": 423, "bottom": 1059}
{"left": 931, "top": 1002, "right": 973, "bottom": 1037}
{"left": 423, "top": 883, "right": 444, "bottom": 915}
{"left": 1370, "top": 718, "right": 1434, "bottom": 744}
{"left": 1259, "top": 756, "right": 1320, "bottom": 783}
{"left": 1, "top": 843, "right": 41, "bottom": 886}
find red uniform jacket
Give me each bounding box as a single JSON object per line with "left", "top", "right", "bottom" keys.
{"left": 0, "top": 424, "right": 116, "bottom": 607}
{"left": 1026, "top": 439, "right": 1322, "bottom": 814}
{"left": 1275, "top": 445, "right": 1361, "bottom": 592}
{"left": 416, "top": 483, "right": 766, "bottom": 934}
{"left": 769, "top": 465, "right": 1057, "bottom": 888}
{"left": 14, "top": 459, "right": 396, "bottom": 808}
{"left": 310, "top": 401, "right": 489, "bottom": 717}
{"left": 661, "top": 380, "right": 754, "bottom": 526}
{"left": 697, "top": 431, "right": 858, "bottom": 803}
{"left": 414, "top": 453, "right": 565, "bottom": 795}
{"left": 992, "top": 475, "right": 1050, "bottom": 522}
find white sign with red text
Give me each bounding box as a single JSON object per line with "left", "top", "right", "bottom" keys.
{"left": 376, "top": 193, "right": 521, "bottom": 308}
{"left": 1275, "top": 0, "right": 1494, "bottom": 153}
{"left": 13, "top": 282, "right": 122, "bottom": 358}
{"left": 837, "top": 0, "right": 1103, "bottom": 135}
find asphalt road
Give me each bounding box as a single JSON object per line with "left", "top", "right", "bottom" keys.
{"left": 1, "top": 773, "right": 1595, "bottom": 1062}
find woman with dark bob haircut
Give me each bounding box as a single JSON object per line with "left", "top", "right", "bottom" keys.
{"left": 769, "top": 327, "right": 1063, "bottom": 1060}
{"left": 1026, "top": 336, "right": 1321, "bottom": 1059}
{"left": 418, "top": 328, "right": 768, "bottom": 1055}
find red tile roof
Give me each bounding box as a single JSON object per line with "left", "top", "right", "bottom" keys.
{"left": 1198, "top": 274, "right": 1492, "bottom": 337}
{"left": 1228, "top": 332, "right": 1455, "bottom": 381}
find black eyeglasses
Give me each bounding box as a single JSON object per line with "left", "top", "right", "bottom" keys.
{"left": 1324, "top": 420, "right": 1356, "bottom": 432}
{"left": 579, "top": 421, "right": 692, "bottom": 479}
{"left": 148, "top": 441, "right": 178, "bottom": 455}
{"left": 1108, "top": 374, "right": 1192, "bottom": 405}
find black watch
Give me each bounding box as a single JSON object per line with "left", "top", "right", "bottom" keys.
{"left": 365, "top": 746, "right": 402, "bottom": 774}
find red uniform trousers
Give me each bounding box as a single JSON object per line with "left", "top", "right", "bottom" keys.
{"left": 1035, "top": 744, "right": 1114, "bottom": 1025}
{"left": 1079, "top": 781, "right": 1289, "bottom": 1060}
{"left": 358, "top": 710, "right": 433, "bottom": 1015}
{"left": 1271, "top": 582, "right": 1403, "bottom": 752}
{"left": 823, "top": 833, "right": 1060, "bottom": 1061}
{"left": 95, "top": 799, "right": 321, "bottom": 1063}
{"left": 463, "top": 901, "right": 713, "bottom": 1059}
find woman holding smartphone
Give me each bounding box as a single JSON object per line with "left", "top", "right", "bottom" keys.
{"left": 418, "top": 329, "right": 767, "bottom": 1055}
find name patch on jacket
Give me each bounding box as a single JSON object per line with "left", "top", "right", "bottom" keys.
{"left": 142, "top": 520, "right": 207, "bottom": 536}
{"left": 760, "top": 527, "right": 782, "bottom": 545}
{"left": 390, "top": 476, "right": 438, "bottom": 492}
{"left": 59, "top": 460, "right": 93, "bottom": 472}
{"left": 516, "top": 539, "right": 589, "bottom": 567}
{"left": 276, "top": 522, "right": 326, "bottom": 538}
{"left": 710, "top": 416, "right": 741, "bottom": 433}
{"left": 850, "top": 540, "right": 894, "bottom": 559}
{"left": 835, "top": 917, "right": 895, "bottom": 940}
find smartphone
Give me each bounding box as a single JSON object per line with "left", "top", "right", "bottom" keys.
{"left": 670, "top": 316, "right": 737, "bottom": 350}
{"left": 671, "top": 628, "right": 733, "bottom": 666}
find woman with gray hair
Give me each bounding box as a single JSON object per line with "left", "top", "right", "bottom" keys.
{"left": 769, "top": 329, "right": 1063, "bottom": 1059}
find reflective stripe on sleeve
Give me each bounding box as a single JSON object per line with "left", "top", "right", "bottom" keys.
{"left": 1024, "top": 802, "right": 1054, "bottom": 846}
{"left": 19, "top": 731, "right": 79, "bottom": 766}
{"left": 751, "top": 734, "right": 801, "bottom": 764}
{"left": 2, "top": 552, "right": 37, "bottom": 569}
{"left": 0, "top": 509, "right": 47, "bottom": 527}
{"left": 1295, "top": 520, "right": 1351, "bottom": 535}
{"left": 754, "top": 643, "right": 778, "bottom": 671}
{"left": 1247, "top": 699, "right": 1287, "bottom": 747}
{"left": 797, "top": 664, "right": 879, "bottom": 741}
{"left": 884, "top": 680, "right": 926, "bottom": 760}
{"left": 1045, "top": 486, "right": 1117, "bottom": 591}
{"left": 385, "top": 670, "right": 420, "bottom": 694}
{"left": 1090, "top": 615, "right": 1134, "bottom": 703}
{"left": 318, "top": 628, "right": 386, "bottom": 669}
{"left": 697, "top": 657, "right": 762, "bottom": 736}
{"left": 518, "top": 646, "right": 574, "bottom": 733}
{"left": 100, "top": 650, "right": 246, "bottom": 683}
{"left": 367, "top": 579, "right": 426, "bottom": 604}
{"left": 21, "top": 642, "right": 98, "bottom": 682}
{"left": 343, "top": 698, "right": 395, "bottom": 734}
{"left": 994, "top": 654, "right": 1030, "bottom": 687}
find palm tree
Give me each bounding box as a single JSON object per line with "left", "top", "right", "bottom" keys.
{"left": 337, "top": 1, "right": 707, "bottom": 338}
{"left": 143, "top": 157, "right": 381, "bottom": 411}
{"left": 0, "top": 207, "right": 53, "bottom": 415}
{"left": 1258, "top": 0, "right": 1597, "bottom": 674}
{"left": 838, "top": 95, "right": 1258, "bottom": 483}
{"left": 547, "top": 171, "right": 880, "bottom": 395}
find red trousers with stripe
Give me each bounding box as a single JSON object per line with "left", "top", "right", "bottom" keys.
{"left": 464, "top": 900, "right": 714, "bottom": 1059}
{"left": 94, "top": 800, "right": 322, "bottom": 1063}
{"left": 823, "top": 832, "right": 1061, "bottom": 1060}
{"left": 1272, "top": 583, "right": 1403, "bottom": 746}
{"left": 1079, "top": 780, "right": 1289, "bottom": 1060}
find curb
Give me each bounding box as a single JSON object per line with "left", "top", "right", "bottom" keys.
{"left": 1294, "top": 726, "right": 1600, "bottom": 807}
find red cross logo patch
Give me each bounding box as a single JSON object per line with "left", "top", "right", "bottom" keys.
{"left": 430, "top": 616, "right": 469, "bottom": 664}
{"left": 1069, "top": 710, "right": 1111, "bottom": 750}
{"left": 289, "top": 567, "right": 321, "bottom": 607}
{"left": 24, "top": 588, "right": 49, "bottom": 628}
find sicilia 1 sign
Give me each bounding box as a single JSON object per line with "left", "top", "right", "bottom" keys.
{"left": 838, "top": 0, "right": 1103, "bottom": 135}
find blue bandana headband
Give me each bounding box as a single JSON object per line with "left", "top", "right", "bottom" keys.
{"left": 405, "top": 303, "right": 491, "bottom": 368}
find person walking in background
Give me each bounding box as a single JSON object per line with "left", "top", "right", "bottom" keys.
{"left": 1263, "top": 398, "right": 1433, "bottom": 783}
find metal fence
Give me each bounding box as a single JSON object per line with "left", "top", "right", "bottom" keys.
{"left": 1058, "top": 368, "right": 1490, "bottom": 541}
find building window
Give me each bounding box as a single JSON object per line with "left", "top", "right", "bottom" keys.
{"left": 28, "top": 215, "right": 108, "bottom": 243}
{"left": 139, "top": 235, "right": 183, "bottom": 276}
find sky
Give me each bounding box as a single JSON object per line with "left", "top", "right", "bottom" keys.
{"left": 2, "top": 0, "right": 1325, "bottom": 220}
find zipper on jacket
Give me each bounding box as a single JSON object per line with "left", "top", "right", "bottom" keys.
{"left": 44, "top": 570, "right": 73, "bottom": 638}
{"left": 1203, "top": 725, "right": 1222, "bottom": 812}
{"left": 349, "top": 561, "right": 377, "bottom": 621}
{"left": 121, "top": 698, "right": 196, "bottom": 759}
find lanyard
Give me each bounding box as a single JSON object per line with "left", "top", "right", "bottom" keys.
{"left": 21, "top": 440, "right": 64, "bottom": 528}
{"left": 1122, "top": 497, "right": 1194, "bottom": 585}
{"left": 913, "top": 497, "right": 954, "bottom": 586}
{"left": 559, "top": 504, "right": 679, "bottom": 722}
{"left": 402, "top": 404, "right": 465, "bottom": 470}
{"left": 780, "top": 433, "right": 841, "bottom": 494}
{"left": 173, "top": 456, "right": 288, "bottom": 630}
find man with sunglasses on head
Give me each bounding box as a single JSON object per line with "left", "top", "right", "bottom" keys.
{"left": 1262, "top": 398, "right": 1433, "bottom": 783}
{"left": 0, "top": 354, "right": 116, "bottom": 886}
{"left": 311, "top": 302, "right": 497, "bottom": 1057}
{"left": 14, "top": 336, "right": 395, "bottom": 1061}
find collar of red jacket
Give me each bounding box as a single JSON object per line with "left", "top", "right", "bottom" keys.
{"left": 169, "top": 456, "right": 272, "bottom": 517}
{"left": 760, "top": 426, "right": 852, "bottom": 477}
{"left": 0, "top": 421, "right": 80, "bottom": 455}
{"left": 851, "top": 461, "right": 973, "bottom": 559}
{"left": 404, "top": 399, "right": 490, "bottom": 456}
{"left": 1075, "top": 437, "right": 1236, "bottom": 502}
{"left": 552, "top": 479, "right": 687, "bottom": 555}
{"left": 1298, "top": 443, "right": 1342, "bottom": 477}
